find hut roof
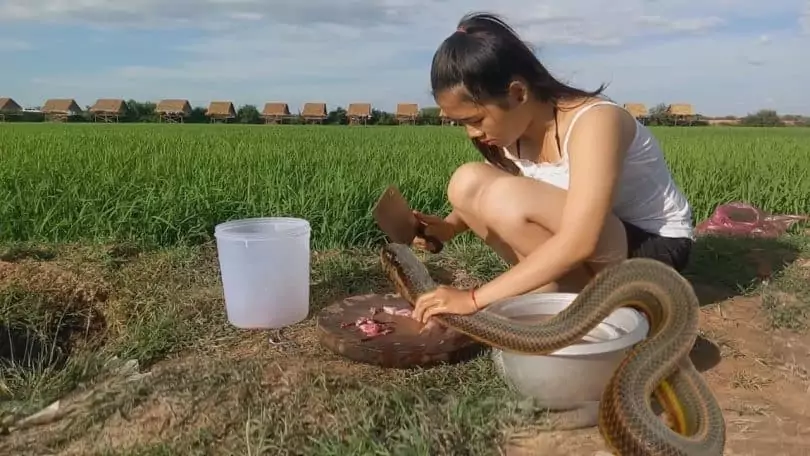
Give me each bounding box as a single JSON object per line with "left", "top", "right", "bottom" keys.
{"left": 262, "top": 102, "right": 290, "bottom": 116}
{"left": 89, "top": 98, "right": 127, "bottom": 114}
{"left": 42, "top": 98, "right": 83, "bottom": 114}
{"left": 622, "top": 103, "right": 648, "bottom": 118}
{"left": 302, "top": 102, "right": 327, "bottom": 117}
{"left": 396, "top": 103, "right": 419, "bottom": 117}
{"left": 0, "top": 97, "right": 22, "bottom": 113}
{"left": 347, "top": 103, "right": 372, "bottom": 117}
{"left": 206, "top": 101, "right": 236, "bottom": 117}
{"left": 667, "top": 103, "right": 694, "bottom": 116}
{"left": 155, "top": 99, "right": 192, "bottom": 115}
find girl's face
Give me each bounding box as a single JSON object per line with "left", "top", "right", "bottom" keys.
{"left": 435, "top": 81, "right": 533, "bottom": 148}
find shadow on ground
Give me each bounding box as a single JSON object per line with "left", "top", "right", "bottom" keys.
{"left": 683, "top": 234, "right": 803, "bottom": 306}
{"left": 690, "top": 335, "right": 722, "bottom": 373}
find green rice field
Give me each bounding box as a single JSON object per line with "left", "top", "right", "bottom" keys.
{"left": 1, "top": 123, "right": 809, "bottom": 250}
{"left": 2, "top": 123, "right": 810, "bottom": 455}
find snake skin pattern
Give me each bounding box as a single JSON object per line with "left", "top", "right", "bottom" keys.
{"left": 380, "top": 242, "right": 726, "bottom": 456}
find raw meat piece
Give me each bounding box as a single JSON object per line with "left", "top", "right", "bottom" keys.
{"left": 695, "top": 202, "right": 808, "bottom": 238}
{"left": 341, "top": 315, "right": 393, "bottom": 340}
{"left": 357, "top": 317, "right": 392, "bottom": 338}
{"left": 382, "top": 306, "right": 412, "bottom": 317}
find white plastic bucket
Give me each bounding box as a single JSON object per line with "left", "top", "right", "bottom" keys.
{"left": 214, "top": 217, "right": 311, "bottom": 329}
{"left": 488, "top": 292, "right": 650, "bottom": 411}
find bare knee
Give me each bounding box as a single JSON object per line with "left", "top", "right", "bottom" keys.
{"left": 447, "top": 162, "right": 496, "bottom": 211}
{"left": 448, "top": 162, "right": 526, "bottom": 219}
{"left": 475, "top": 176, "right": 533, "bottom": 230}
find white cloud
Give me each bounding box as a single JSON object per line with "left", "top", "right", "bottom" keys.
{"left": 3, "top": 0, "right": 809, "bottom": 115}
{"left": 635, "top": 15, "right": 725, "bottom": 33}
{"left": 0, "top": 0, "right": 416, "bottom": 29}
{"left": 0, "top": 0, "right": 750, "bottom": 39}
{"left": 0, "top": 38, "right": 32, "bottom": 51}
{"left": 547, "top": 31, "right": 810, "bottom": 115}
{"left": 801, "top": 0, "right": 810, "bottom": 33}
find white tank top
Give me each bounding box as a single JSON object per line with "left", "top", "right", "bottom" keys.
{"left": 503, "top": 100, "right": 694, "bottom": 240}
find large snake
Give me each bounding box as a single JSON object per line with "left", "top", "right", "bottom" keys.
{"left": 379, "top": 242, "right": 726, "bottom": 456}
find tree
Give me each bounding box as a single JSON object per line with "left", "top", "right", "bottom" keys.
{"left": 125, "top": 100, "right": 157, "bottom": 122}
{"left": 188, "top": 107, "right": 208, "bottom": 123}
{"left": 647, "top": 103, "right": 671, "bottom": 126}
{"left": 419, "top": 107, "right": 441, "bottom": 125}
{"left": 236, "top": 104, "right": 261, "bottom": 124}
{"left": 327, "top": 107, "right": 347, "bottom": 125}
{"left": 740, "top": 109, "right": 784, "bottom": 127}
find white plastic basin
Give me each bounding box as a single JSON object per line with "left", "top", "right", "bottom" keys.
{"left": 214, "top": 217, "right": 311, "bottom": 329}
{"left": 487, "top": 292, "right": 650, "bottom": 411}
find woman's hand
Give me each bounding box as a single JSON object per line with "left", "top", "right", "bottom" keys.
{"left": 412, "top": 285, "right": 479, "bottom": 327}
{"left": 412, "top": 211, "right": 457, "bottom": 251}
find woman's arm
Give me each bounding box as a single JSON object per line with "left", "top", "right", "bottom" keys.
{"left": 472, "top": 105, "right": 637, "bottom": 307}
{"left": 444, "top": 209, "right": 469, "bottom": 236}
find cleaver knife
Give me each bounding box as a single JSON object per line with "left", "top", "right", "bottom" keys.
{"left": 372, "top": 185, "right": 444, "bottom": 254}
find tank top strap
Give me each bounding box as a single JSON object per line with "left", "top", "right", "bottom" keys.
{"left": 560, "top": 100, "right": 618, "bottom": 159}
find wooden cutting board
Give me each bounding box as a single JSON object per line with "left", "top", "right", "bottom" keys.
{"left": 316, "top": 293, "right": 483, "bottom": 368}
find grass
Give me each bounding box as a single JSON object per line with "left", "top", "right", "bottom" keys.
{"left": 0, "top": 241, "right": 545, "bottom": 455}
{"left": 1, "top": 124, "right": 809, "bottom": 249}
{"left": 1, "top": 124, "right": 810, "bottom": 455}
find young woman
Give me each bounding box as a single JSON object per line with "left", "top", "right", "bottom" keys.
{"left": 411, "top": 12, "right": 695, "bottom": 326}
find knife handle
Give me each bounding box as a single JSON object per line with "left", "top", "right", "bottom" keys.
{"left": 424, "top": 236, "right": 444, "bottom": 254}
{"left": 416, "top": 225, "right": 444, "bottom": 254}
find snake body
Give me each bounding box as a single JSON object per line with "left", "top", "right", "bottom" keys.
{"left": 380, "top": 242, "right": 726, "bottom": 456}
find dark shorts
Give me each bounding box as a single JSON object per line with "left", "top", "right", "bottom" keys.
{"left": 621, "top": 221, "right": 693, "bottom": 272}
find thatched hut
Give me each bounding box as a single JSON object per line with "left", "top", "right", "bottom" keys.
{"left": 346, "top": 103, "right": 371, "bottom": 125}
{"left": 206, "top": 101, "right": 236, "bottom": 123}
{"left": 42, "top": 98, "right": 83, "bottom": 122}
{"left": 89, "top": 98, "right": 127, "bottom": 122}
{"left": 666, "top": 103, "right": 696, "bottom": 125}
{"left": 261, "top": 102, "right": 292, "bottom": 124}
{"left": 0, "top": 97, "right": 22, "bottom": 121}
{"left": 395, "top": 103, "right": 419, "bottom": 125}
{"left": 622, "top": 103, "right": 649, "bottom": 125}
{"left": 155, "top": 99, "right": 192, "bottom": 123}
{"left": 301, "top": 102, "right": 328, "bottom": 124}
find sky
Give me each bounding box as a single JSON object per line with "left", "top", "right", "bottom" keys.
{"left": 1, "top": 0, "right": 808, "bottom": 117}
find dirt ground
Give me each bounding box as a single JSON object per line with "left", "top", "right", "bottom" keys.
{"left": 1, "top": 236, "right": 809, "bottom": 455}
{"left": 506, "top": 291, "right": 810, "bottom": 456}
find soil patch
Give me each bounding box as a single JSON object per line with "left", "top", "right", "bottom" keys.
{"left": 0, "top": 260, "right": 109, "bottom": 371}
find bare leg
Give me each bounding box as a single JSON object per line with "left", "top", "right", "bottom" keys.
{"left": 446, "top": 162, "right": 628, "bottom": 293}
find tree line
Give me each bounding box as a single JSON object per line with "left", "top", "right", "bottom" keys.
{"left": 4, "top": 100, "right": 808, "bottom": 127}
{"left": 4, "top": 101, "right": 448, "bottom": 125}
{"left": 643, "top": 103, "right": 809, "bottom": 127}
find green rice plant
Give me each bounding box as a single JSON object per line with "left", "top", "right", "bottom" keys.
{"left": 1, "top": 123, "right": 808, "bottom": 250}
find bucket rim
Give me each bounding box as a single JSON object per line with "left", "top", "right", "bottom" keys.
{"left": 486, "top": 292, "right": 650, "bottom": 356}
{"left": 214, "top": 217, "right": 311, "bottom": 240}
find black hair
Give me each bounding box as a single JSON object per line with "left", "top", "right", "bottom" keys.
{"left": 430, "top": 12, "right": 608, "bottom": 175}
{"left": 430, "top": 12, "right": 607, "bottom": 105}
